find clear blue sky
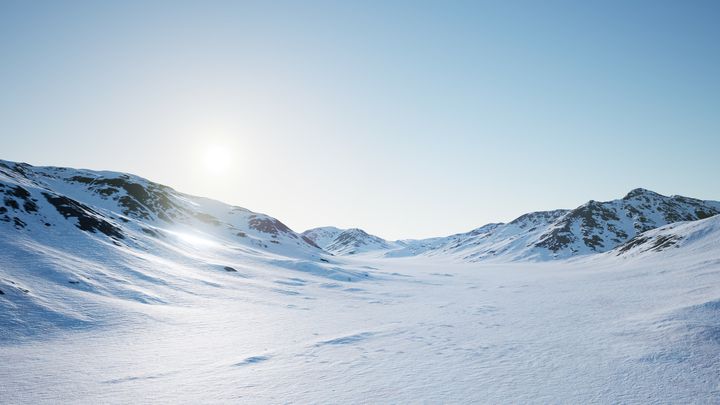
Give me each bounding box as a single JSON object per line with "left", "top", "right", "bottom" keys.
{"left": 2, "top": 0, "right": 719, "bottom": 239}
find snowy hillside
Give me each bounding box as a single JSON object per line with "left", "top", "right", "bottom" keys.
{"left": 317, "top": 189, "right": 720, "bottom": 262}
{"left": 0, "top": 159, "right": 381, "bottom": 337}
{"left": 303, "top": 227, "right": 398, "bottom": 255}
{"left": 614, "top": 213, "right": 720, "bottom": 259}
{"left": 0, "top": 159, "right": 323, "bottom": 258}
{"left": 301, "top": 226, "right": 344, "bottom": 249}
{"left": 531, "top": 188, "right": 720, "bottom": 257}
{"left": 3, "top": 159, "right": 720, "bottom": 403}
{"left": 3, "top": 159, "right": 717, "bottom": 267}
{"left": 390, "top": 210, "right": 570, "bottom": 261}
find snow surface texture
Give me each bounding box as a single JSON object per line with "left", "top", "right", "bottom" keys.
{"left": 2, "top": 159, "right": 720, "bottom": 403}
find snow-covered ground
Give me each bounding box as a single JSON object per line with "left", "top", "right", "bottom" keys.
{"left": 3, "top": 226, "right": 720, "bottom": 403}
{"left": 2, "top": 160, "right": 720, "bottom": 403}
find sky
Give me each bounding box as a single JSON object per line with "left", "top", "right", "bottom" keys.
{"left": 1, "top": 0, "right": 719, "bottom": 240}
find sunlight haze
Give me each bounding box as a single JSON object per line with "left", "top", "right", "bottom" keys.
{"left": 2, "top": 0, "right": 719, "bottom": 239}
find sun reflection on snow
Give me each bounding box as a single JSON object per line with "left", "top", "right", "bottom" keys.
{"left": 167, "top": 230, "right": 219, "bottom": 248}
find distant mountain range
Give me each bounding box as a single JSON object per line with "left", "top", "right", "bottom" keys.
{"left": 305, "top": 188, "right": 720, "bottom": 261}
{"left": 2, "top": 159, "right": 719, "bottom": 264}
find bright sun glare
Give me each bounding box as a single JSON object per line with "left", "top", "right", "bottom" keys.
{"left": 167, "top": 230, "right": 219, "bottom": 248}
{"left": 202, "top": 144, "right": 232, "bottom": 175}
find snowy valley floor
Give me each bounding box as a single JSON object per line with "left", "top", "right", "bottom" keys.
{"left": 2, "top": 253, "right": 720, "bottom": 404}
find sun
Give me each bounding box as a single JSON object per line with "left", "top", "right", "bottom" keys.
{"left": 202, "top": 144, "right": 232, "bottom": 175}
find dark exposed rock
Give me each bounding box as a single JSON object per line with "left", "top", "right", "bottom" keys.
{"left": 23, "top": 200, "right": 38, "bottom": 213}
{"left": 696, "top": 210, "right": 716, "bottom": 220}
{"left": 3, "top": 198, "right": 19, "bottom": 210}
{"left": 617, "top": 233, "right": 681, "bottom": 255}
{"left": 69, "top": 176, "right": 94, "bottom": 184}
{"left": 223, "top": 266, "right": 237, "bottom": 272}
{"left": 583, "top": 234, "right": 603, "bottom": 249}
{"left": 7, "top": 185, "right": 31, "bottom": 199}
{"left": 0, "top": 161, "right": 30, "bottom": 178}
{"left": 302, "top": 235, "right": 320, "bottom": 249}
{"left": 0, "top": 186, "right": 39, "bottom": 213}
{"left": 117, "top": 195, "right": 148, "bottom": 219}
{"left": 248, "top": 215, "right": 292, "bottom": 236}
{"left": 42, "top": 192, "right": 124, "bottom": 239}
{"left": 536, "top": 224, "right": 574, "bottom": 252}
{"left": 13, "top": 217, "right": 26, "bottom": 229}
{"left": 650, "top": 234, "right": 680, "bottom": 251}
{"left": 72, "top": 176, "right": 185, "bottom": 222}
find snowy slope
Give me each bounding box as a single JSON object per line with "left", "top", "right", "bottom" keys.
{"left": 4, "top": 158, "right": 717, "bottom": 266}
{"left": 0, "top": 160, "right": 380, "bottom": 337}
{"left": 531, "top": 188, "right": 720, "bottom": 257}
{"left": 3, "top": 159, "right": 720, "bottom": 403}
{"left": 390, "top": 210, "right": 569, "bottom": 261}
{"left": 0, "top": 159, "right": 323, "bottom": 258}
{"left": 4, "top": 223, "right": 720, "bottom": 403}
{"left": 301, "top": 226, "right": 344, "bottom": 249}
{"left": 304, "top": 189, "right": 720, "bottom": 262}
{"left": 304, "top": 227, "right": 399, "bottom": 255}
{"left": 613, "top": 213, "right": 720, "bottom": 259}
{"left": 382, "top": 189, "right": 720, "bottom": 261}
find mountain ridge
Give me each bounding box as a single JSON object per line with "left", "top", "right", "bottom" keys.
{"left": 303, "top": 188, "right": 720, "bottom": 261}
{"left": 2, "top": 159, "right": 719, "bottom": 263}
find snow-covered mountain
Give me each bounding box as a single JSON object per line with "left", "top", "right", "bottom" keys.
{"left": 613, "top": 212, "right": 720, "bottom": 259}
{"left": 312, "top": 188, "right": 720, "bottom": 261}
{"left": 530, "top": 188, "right": 720, "bottom": 257}
{"left": 4, "top": 159, "right": 718, "bottom": 266}
{"left": 303, "top": 227, "right": 398, "bottom": 255}
{"left": 4, "top": 159, "right": 720, "bottom": 403}
{"left": 446, "top": 187, "right": 720, "bottom": 261}
{"left": 0, "top": 159, "right": 323, "bottom": 258}
{"left": 301, "top": 226, "right": 344, "bottom": 249}
{"left": 388, "top": 210, "right": 570, "bottom": 261}
{"left": 0, "top": 159, "right": 389, "bottom": 335}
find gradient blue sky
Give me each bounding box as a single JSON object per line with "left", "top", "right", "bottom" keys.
{"left": 2, "top": 0, "right": 719, "bottom": 239}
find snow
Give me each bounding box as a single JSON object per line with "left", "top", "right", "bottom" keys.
{"left": 2, "top": 160, "right": 720, "bottom": 403}
{"left": 3, "top": 248, "right": 720, "bottom": 403}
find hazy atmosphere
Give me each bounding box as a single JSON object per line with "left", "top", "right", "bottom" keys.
{"left": 3, "top": 0, "right": 719, "bottom": 239}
